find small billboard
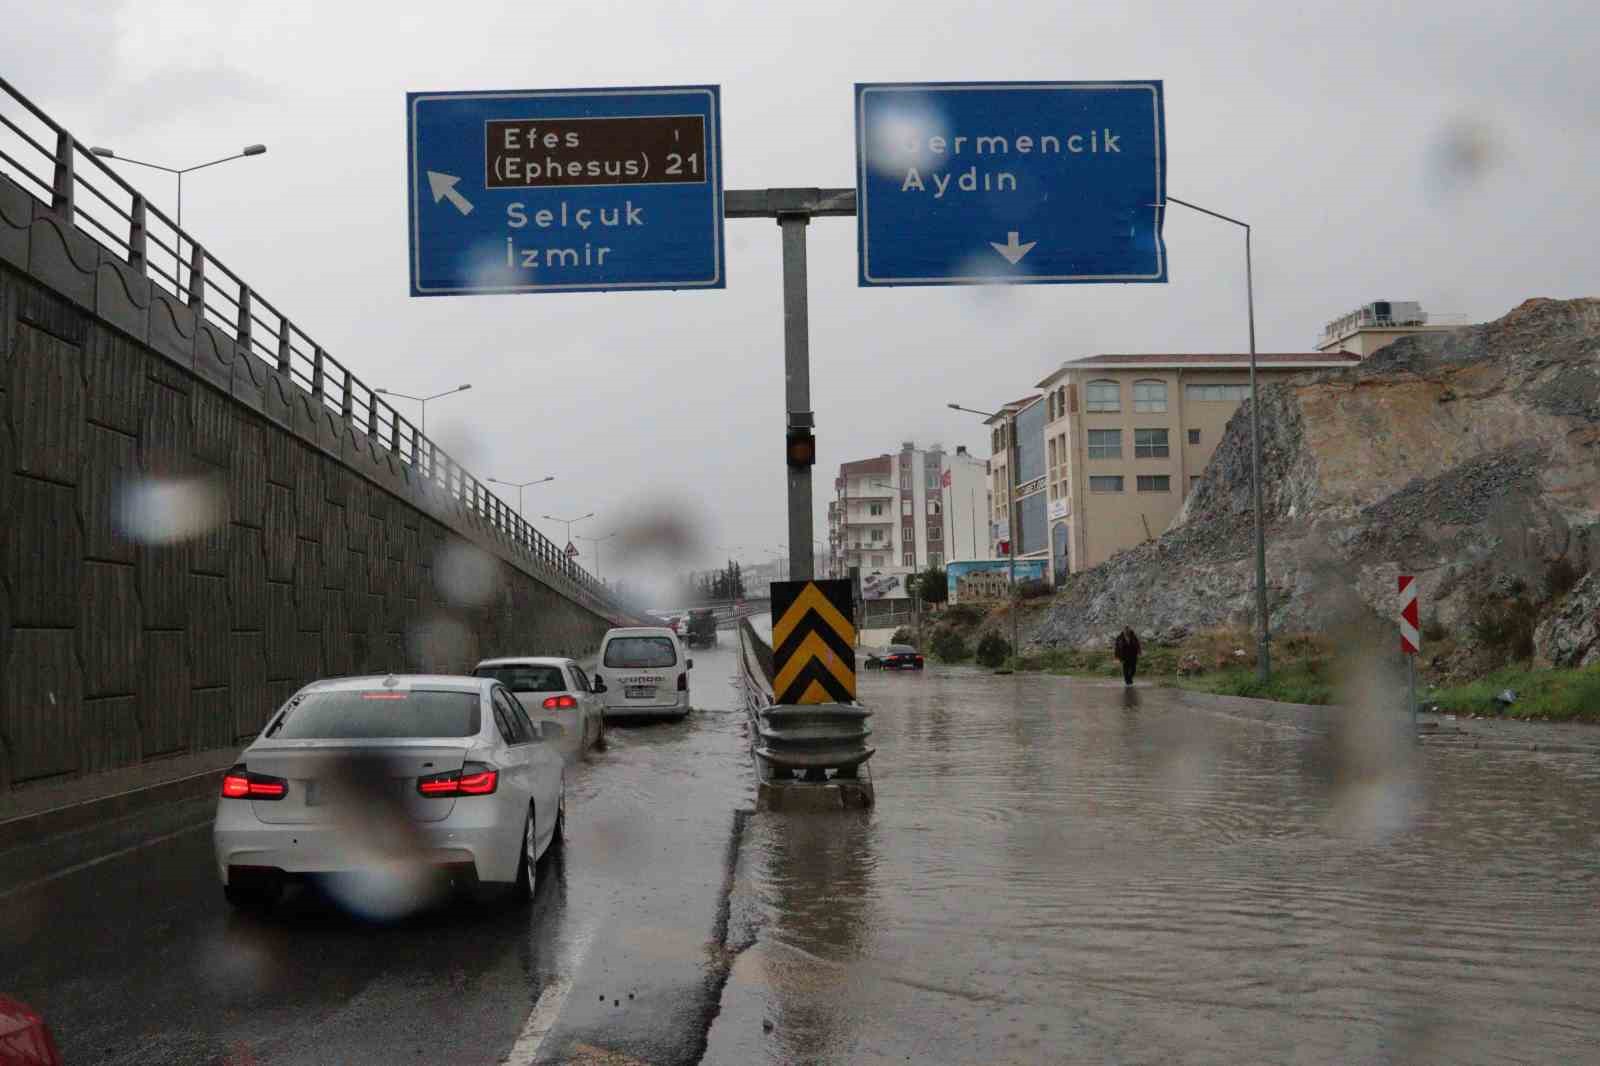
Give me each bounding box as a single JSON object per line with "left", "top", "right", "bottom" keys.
{"left": 946, "top": 558, "right": 1048, "bottom": 604}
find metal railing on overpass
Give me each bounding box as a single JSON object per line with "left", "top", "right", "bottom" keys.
{"left": 0, "top": 76, "right": 622, "bottom": 617}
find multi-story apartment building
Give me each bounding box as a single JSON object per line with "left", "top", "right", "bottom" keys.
{"left": 1027, "top": 352, "right": 1360, "bottom": 578}
{"left": 828, "top": 443, "right": 992, "bottom": 580}
{"left": 982, "top": 396, "right": 1041, "bottom": 560}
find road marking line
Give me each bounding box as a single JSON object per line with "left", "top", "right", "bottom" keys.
{"left": 0, "top": 821, "right": 209, "bottom": 901}
{"left": 503, "top": 917, "right": 598, "bottom": 1064}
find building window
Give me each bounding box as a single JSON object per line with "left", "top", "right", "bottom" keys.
{"left": 869, "top": 528, "right": 884, "bottom": 543}
{"left": 1185, "top": 383, "right": 1252, "bottom": 402}
{"left": 1133, "top": 379, "right": 1168, "bottom": 413}
{"left": 901, "top": 498, "right": 912, "bottom": 516}
{"left": 1085, "top": 380, "right": 1120, "bottom": 413}
{"left": 1190, "top": 476, "right": 1201, "bottom": 491}
{"left": 1047, "top": 437, "right": 1057, "bottom": 468}
{"left": 1188, "top": 428, "right": 1201, "bottom": 445}
{"left": 869, "top": 503, "right": 883, "bottom": 516}
{"left": 1087, "top": 429, "right": 1121, "bottom": 460}
{"left": 927, "top": 499, "right": 942, "bottom": 516}
{"left": 929, "top": 552, "right": 943, "bottom": 568}
{"left": 871, "top": 555, "right": 884, "bottom": 567}
{"left": 1137, "top": 475, "right": 1171, "bottom": 493}
{"left": 929, "top": 523, "right": 942, "bottom": 541}
{"left": 1089, "top": 476, "right": 1124, "bottom": 493}
{"left": 901, "top": 474, "right": 910, "bottom": 489}
{"left": 903, "top": 551, "right": 915, "bottom": 566}
{"left": 1134, "top": 428, "right": 1169, "bottom": 459}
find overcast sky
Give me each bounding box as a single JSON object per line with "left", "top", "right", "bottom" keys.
{"left": 5, "top": 0, "right": 1595, "bottom": 595}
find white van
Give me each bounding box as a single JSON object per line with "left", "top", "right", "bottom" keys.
{"left": 593, "top": 627, "right": 692, "bottom": 719}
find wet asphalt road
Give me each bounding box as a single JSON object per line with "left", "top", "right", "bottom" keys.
{"left": 8, "top": 650, "right": 1600, "bottom": 1064}
{"left": 1, "top": 641, "right": 754, "bottom": 1066}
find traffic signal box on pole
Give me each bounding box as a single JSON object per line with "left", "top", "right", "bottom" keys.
{"left": 770, "top": 579, "right": 856, "bottom": 705}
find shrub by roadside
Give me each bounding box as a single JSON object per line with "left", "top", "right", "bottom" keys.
{"left": 975, "top": 634, "right": 1011, "bottom": 668}
{"left": 930, "top": 629, "right": 970, "bottom": 662}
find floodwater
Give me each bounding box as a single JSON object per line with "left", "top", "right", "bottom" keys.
{"left": 706, "top": 665, "right": 1600, "bottom": 1064}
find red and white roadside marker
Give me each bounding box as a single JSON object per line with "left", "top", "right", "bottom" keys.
{"left": 1398, "top": 574, "right": 1420, "bottom": 728}
{"left": 1398, "top": 574, "right": 1420, "bottom": 654}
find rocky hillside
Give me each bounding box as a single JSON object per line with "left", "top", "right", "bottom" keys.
{"left": 1034, "top": 298, "right": 1600, "bottom": 667}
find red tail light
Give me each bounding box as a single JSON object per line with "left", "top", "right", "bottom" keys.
{"left": 417, "top": 762, "right": 499, "bottom": 797}
{"left": 220, "top": 765, "right": 287, "bottom": 800}
{"left": 677, "top": 672, "right": 688, "bottom": 691}
{"left": 542, "top": 694, "right": 578, "bottom": 710}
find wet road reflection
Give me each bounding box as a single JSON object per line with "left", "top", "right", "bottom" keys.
{"left": 708, "top": 664, "right": 1600, "bottom": 1065}
{"left": 0, "top": 645, "right": 754, "bottom": 1066}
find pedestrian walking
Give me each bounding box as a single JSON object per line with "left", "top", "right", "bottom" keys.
{"left": 1113, "top": 626, "right": 1141, "bottom": 686}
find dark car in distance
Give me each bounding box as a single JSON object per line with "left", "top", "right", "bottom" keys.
{"left": 866, "top": 644, "right": 924, "bottom": 670}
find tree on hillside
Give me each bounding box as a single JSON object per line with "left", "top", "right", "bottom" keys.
{"left": 915, "top": 566, "right": 949, "bottom": 604}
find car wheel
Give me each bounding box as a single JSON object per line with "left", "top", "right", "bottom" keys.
{"left": 514, "top": 810, "right": 537, "bottom": 901}
{"left": 549, "top": 789, "right": 566, "bottom": 850}
{"left": 594, "top": 716, "right": 608, "bottom": 751}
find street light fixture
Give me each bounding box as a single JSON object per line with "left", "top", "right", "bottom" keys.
{"left": 487, "top": 475, "right": 555, "bottom": 521}
{"left": 372, "top": 383, "right": 471, "bottom": 436}
{"left": 576, "top": 532, "right": 618, "bottom": 580}
{"left": 90, "top": 143, "right": 267, "bottom": 282}
{"left": 949, "top": 401, "right": 1021, "bottom": 665}
{"left": 543, "top": 512, "right": 595, "bottom": 553}
{"left": 1160, "top": 195, "right": 1269, "bottom": 681}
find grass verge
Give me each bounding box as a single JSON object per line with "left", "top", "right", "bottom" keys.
{"left": 1428, "top": 664, "right": 1600, "bottom": 721}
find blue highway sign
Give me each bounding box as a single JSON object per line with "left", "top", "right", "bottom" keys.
{"left": 407, "top": 86, "right": 724, "bottom": 295}
{"left": 855, "top": 81, "right": 1166, "bottom": 287}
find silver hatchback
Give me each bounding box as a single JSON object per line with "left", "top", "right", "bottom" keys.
{"left": 212, "top": 674, "right": 565, "bottom": 915}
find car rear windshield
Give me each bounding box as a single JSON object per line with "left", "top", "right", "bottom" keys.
{"left": 270, "top": 689, "right": 481, "bottom": 739}
{"left": 603, "top": 636, "right": 679, "bottom": 669}
{"left": 889, "top": 645, "right": 918, "bottom": 654}
{"left": 474, "top": 664, "right": 566, "bottom": 693}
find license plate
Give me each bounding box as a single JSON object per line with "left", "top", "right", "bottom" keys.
{"left": 625, "top": 685, "right": 655, "bottom": 699}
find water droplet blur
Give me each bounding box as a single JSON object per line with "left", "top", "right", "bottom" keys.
{"left": 114, "top": 474, "right": 225, "bottom": 544}
{"left": 434, "top": 539, "right": 499, "bottom": 607}
{"left": 864, "top": 98, "right": 948, "bottom": 180}
{"left": 1426, "top": 115, "right": 1501, "bottom": 195}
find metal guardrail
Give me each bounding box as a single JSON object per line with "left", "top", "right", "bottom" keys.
{"left": 738, "top": 618, "right": 874, "bottom": 784}
{"left": 0, "top": 75, "right": 625, "bottom": 618}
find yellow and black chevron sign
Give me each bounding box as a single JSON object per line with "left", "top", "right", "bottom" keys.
{"left": 770, "top": 579, "right": 856, "bottom": 705}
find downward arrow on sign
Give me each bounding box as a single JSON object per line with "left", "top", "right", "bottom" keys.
{"left": 989, "top": 231, "right": 1036, "bottom": 265}
{"left": 426, "top": 171, "right": 475, "bottom": 216}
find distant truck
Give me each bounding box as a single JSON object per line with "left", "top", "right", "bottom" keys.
{"left": 683, "top": 607, "right": 720, "bottom": 649}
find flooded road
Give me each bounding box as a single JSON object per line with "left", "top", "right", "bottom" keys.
{"left": 7, "top": 646, "right": 1600, "bottom": 1064}
{"left": 706, "top": 664, "right": 1600, "bottom": 1064}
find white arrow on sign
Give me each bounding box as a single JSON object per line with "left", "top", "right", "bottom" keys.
{"left": 426, "top": 171, "right": 474, "bottom": 216}
{"left": 989, "top": 231, "right": 1036, "bottom": 266}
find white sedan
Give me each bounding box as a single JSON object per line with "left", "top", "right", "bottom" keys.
{"left": 213, "top": 674, "right": 565, "bottom": 913}
{"left": 473, "top": 656, "right": 607, "bottom": 757}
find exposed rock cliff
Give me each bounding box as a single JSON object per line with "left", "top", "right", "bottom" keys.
{"left": 1034, "top": 298, "right": 1600, "bottom": 655}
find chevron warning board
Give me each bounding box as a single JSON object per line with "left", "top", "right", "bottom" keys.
{"left": 770, "top": 579, "right": 856, "bottom": 705}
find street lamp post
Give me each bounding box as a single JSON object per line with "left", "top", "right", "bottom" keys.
{"left": 1161, "top": 196, "right": 1269, "bottom": 681}
{"left": 487, "top": 475, "right": 555, "bottom": 521}
{"left": 373, "top": 383, "right": 471, "bottom": 437}
{"left": 89, "top": 143, "right": 267, "bottom": 283}
{"left": 950, "top": 402, "right": 1020, "bottom": 665}
{"left": 576, "top": 532, "right": 617, "bottom": 580}
{"left": 543, "top": 512, "right": 595, "bottom": 553}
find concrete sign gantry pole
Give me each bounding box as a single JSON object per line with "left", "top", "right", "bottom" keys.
{"left": 726, "top": 188, "right": 856, "bottom": 583}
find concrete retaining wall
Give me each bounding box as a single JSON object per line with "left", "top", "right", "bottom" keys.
{"left": 0, "top": 188, "right": 626, "bottom": 792}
